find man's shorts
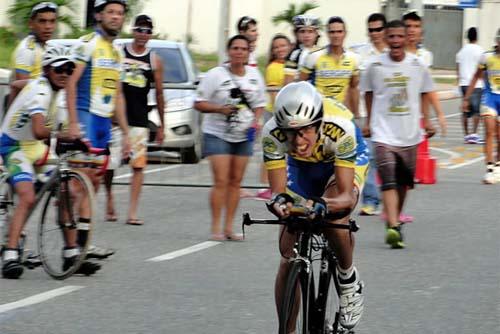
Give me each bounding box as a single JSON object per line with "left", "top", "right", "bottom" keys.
{"left": 460, "top": 86, "right": 482, "bottom": 117}
{"left": 286, "top": 156, "right": 368, "bottom": 205}
{"left": 78, "top": 111, "right": 111, "bottom": 149}
{"left": 107, "top": 126, "right": 122, "bottom": 170}
{"left": 373, "top": 142, "right": 417, "bottom": 191}
{"left": 202, "top": 133, "right": 253, "bottom": 157}
{"left": 0, "top": 136, "right": 50, "bottom": 186}
{"left": 480, "top": 93, "right": 500, "bottom": 120}
{"left": 128, "top": 126, "right": 149, "bottom": 169}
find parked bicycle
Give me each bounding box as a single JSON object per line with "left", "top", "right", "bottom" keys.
{"left": 0, "top": 138, "right": 109, "bottom": 279}
{"left": 243, "top": 206, "right": 359, "bottom": 334}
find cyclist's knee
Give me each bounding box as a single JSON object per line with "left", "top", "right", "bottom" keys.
{"left": 16, "top": 186, "right": 36, "bottom": 208}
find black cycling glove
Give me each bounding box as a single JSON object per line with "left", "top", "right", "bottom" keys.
{"left": 308, "top": 196, "right": 328, "bottom": 220}
{"left": 266, "top": 193, "right": 294, "bottom": 217}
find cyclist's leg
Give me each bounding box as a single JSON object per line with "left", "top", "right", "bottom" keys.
{"left": 480, "top": 94, "right": 498, "bottom": 183}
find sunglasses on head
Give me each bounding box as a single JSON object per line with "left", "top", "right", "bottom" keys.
{"left": 134, "top": 27, "right": 152, "bottom": 34}
{"left": 53, "top": 64, "right": 75, "bottom": 75}
{"left": 31, "top": 2, "right": 58, "bottom": 15}
{"left": 368, "top": 26, "right": 385, "bottom": 33}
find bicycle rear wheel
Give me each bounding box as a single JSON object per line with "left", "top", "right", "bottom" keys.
{"left": 37, "top": 170, "right": 95, "bottom": 280}
{"left": 0, "top": 174, "right": 14, "bottom": 247}
{"left": 279, "top": 261, "right": 312, "bottom": 334}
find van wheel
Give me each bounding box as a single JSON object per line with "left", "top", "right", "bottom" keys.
{"left": 180, "top": 133, "right": 201, "bottom": 164}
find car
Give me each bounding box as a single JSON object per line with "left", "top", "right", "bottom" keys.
{"left": 49, "top": 38, "right": 202, "bottom": 164}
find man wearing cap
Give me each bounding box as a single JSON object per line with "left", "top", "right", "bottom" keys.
{"left": 105, "top": 15, "right": 165, "bottom": 225}
{"left": 11, "top": 2, "right": 58, "bottom": 81}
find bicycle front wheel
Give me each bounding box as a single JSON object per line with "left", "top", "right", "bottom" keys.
{"left": 37, "top": 170, "right": 95, "bottom": 280}
{"left": 321, "top": 260, "right": 341, "bottom": 334}
{"left": 279, "top": 261, "right": 312, "bottom": 334}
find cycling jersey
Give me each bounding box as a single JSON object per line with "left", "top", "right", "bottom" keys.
{"left": 262, "top": 98, "right": 368, "bottom": 199}
{"left": 301, "top": 47, "right": 359, "bottom": 103}
{"left": 10, "top": 34, "right": 44, "bottom": 79}
{"left": 73, "top": 30, "right": 122, "bottom": 118}
{"left": 0, "top": 77, "right": 58, "bottom": 184}
{"left": 479, "top": 51, "right": 500, "bottom": 95}
{"left": 265, "top": 60, "right": 285, "bottom": 112}
{"left": 284, "top": 45, "right": 319, "bottom": 80}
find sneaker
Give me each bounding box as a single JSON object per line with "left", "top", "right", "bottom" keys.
{"left": 255, "top": 188, "right": 272, "bottom": 201}
{"left": 86, "top": 245, "right": 115, "bottom": 259}
{"left": 464, "top": 134, "right": 472, "bottom": 144}
{"left": 483, "top": 171, "right": 496, "bottom": 184}
{"left": 359, "top": 205, "right": 381, "bottom": 216}
{"left": 467, "top": 134, "right": 483, "bottom": 144}
{"left": 63, "top": 256, "right": 101, "bottom": 276}
{"left": 386, "top": 226, "right": 405, "bottom": 249}
{"left": 2, "top": 260, "right": 23, "bottom": 279}
{"left": 494, "top": 166, "right": 500, "bottom": 183}
{"left": 337, "top": 267, "right": 364, "bottom": 330}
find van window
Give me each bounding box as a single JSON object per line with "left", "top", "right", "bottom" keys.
{"left": 152, "top": 47, "right": 188, "bottom": 83}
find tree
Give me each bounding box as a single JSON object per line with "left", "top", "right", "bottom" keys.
{"left": 271, "top": 1, "right": 320, "bottom": 28}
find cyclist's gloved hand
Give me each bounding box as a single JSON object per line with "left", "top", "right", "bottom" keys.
{"left": 266, "top": 193, "right": 294, "bottom": 218}
{"left": 307, "top": 196, "right": 328, "bottom": 221}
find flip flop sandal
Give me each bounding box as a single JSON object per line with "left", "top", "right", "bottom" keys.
{"left": 126, "top": 219, "right": 144, "bottom": 225}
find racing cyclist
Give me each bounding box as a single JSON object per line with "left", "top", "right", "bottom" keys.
{"left": 1, "top": 45, "right": 100, "bottom": 279}
{"left": 263, "top": 82, "right": 367, "bottom": 331}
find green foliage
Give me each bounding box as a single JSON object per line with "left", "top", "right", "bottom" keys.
{"left": 271, "top": 1, "right": 320, "bottom": 28}
{"left": 7, "top": 0, "right": 79, "bottom": 35}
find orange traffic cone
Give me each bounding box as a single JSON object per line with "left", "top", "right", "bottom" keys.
{"left": 414, "top": 125, "right": 437, "bottom": 184}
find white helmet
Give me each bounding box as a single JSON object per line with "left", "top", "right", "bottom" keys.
{"left": 94, "top": 0, "right": 127, "bottom": 12}
{"left": 274, "top": 82, "right": 323, "bottom": 129}
{"left": 42, "top": 45, "right": 74, "bottom": 67}
{"left": 292, "top": 15, "right": 320, "bottom": 29}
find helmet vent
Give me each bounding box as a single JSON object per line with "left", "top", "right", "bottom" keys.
{"left": 282, "top": 106, "right": 292, "bottom": 116}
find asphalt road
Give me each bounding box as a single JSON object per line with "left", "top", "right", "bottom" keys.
{"left": 1, "top": 98, "right": 499, "bottom": 334}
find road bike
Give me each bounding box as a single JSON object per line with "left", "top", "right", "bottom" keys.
{"left": 0, "top": 139, "right": 108, "bottom": 279}
{"left": 243, "top": 207, "right": 359, "bottom": 334}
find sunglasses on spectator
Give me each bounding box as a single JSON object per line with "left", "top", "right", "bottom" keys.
{"left": 134, "top": 27, "right": 153, "bottom": 34}
{"left": 368, "top": 26, "right": 385, "bottom": 33}
{"left": 31, "top": 2, "right": 58, "bottom": 15}
{"left": 53, "top": 64, "right": 75, "bottom": 75}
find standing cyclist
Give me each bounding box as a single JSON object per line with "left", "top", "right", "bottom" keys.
{"left": 262, "top": 82, "right": 367, "bottom": 331}
{"left": 1, "top": 46, "right": 100, "bottom": 279}
{"left": 65, "top": 0, "right": 130, "bottom": 258}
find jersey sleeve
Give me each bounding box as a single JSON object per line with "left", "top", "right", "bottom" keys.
{"left": 261, "top": 118, "right": 287, "bottom": 170}
{"left": 322, "top": 116, "right": 357, "bottom": 168}
{"left": 284, "top": 48, "right": 300, "bottom": 76}
{"left": 249, "top": 69, "right": 268, "bottom": 109}
{"left": 360, "top": 62, "right": 375, "bottom": 92}
{"left": 300, "top": 51, "right": 316, "bottom": 75}
{"left": 420, "top": 66, "right": 434, "bottom": 93}
{"left": 195, "top": 67, "right": 220, "bottom": 102}
{"left": 72, "top": 35, "right": 95, "bottom": 64}
{"left": 12, "top": 43, "right": 35, "bottom": 75}
{"left": 26, "top": 82, "right": 51, "bottom": 116}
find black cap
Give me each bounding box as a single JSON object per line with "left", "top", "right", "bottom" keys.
{"left": 134, "top": 14, "right": 153, "bottom": 28}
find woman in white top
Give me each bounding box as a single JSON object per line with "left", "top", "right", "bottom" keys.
{"left": 195, "top": 35, "right": 266, "bottom": 241}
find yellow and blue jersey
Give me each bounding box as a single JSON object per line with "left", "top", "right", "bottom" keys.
{"left": 479, "top": 51, "right": 500, "bottom": 95}
{"left": 10, "top": 34, "right": 44, "bottom": 79}
{"left": 73, "top": 30, "right": 122, "bottom": 118}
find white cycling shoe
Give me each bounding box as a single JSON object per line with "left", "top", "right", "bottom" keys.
{"left": 337, "top": 267, "right": 364, "bottom": 330}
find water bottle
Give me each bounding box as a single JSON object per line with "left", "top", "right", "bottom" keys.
{"left": 246, "top": 125, "right": 256, "bottom": 142}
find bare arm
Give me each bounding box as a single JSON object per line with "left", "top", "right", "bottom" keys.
{"left": 322, "top": 165, "right": 355, "bottom": 212}
{"left": 31, "top": 114, "right": 51, "bottom": 140}
{"left": 268, "top": 167, "right": 288, "bottom": 194}
{"left": 194, "top": 101, "right": 236, "bottom": 116}
{"left": 362, "top": 91, "right": 373, "bottom": 137}
{"left": 347, "top": 75, "right": 360, "bottom": 118}
{"left": 429, "top": 90, "right": 447, "bottom": 136}
{"left": 463, "top": 68, "right": 483, "bottom": 103}
{"left": 153, "top": 55, "right": 165, "bottom": 143}
{"left": 298, "top": 71, "right": 309, "bottom": 82}
{"left": 283, "top": 74, "right": 295, "bottom": 85}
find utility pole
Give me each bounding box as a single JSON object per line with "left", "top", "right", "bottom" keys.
{"left": 408, "top": 0, "right": 424, "bottom": 17}
{"left": 384, "top": 0, "right": 401, "bottom": 21}
{"left": 217, "top": 0, "right": 231, "bottom": 65}
{"left": 186, "top": 0, "right": 193, "bottom": 45}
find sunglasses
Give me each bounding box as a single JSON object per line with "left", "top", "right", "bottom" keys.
{"left": 31, "top": 2, "right": 58, "bottom": 15}
{"left": 282, "top": 124, "right": 318, "bottom": 138}
{"left": 368, "top": 26, "right": 385, "bottom": 33}
{"left": 53, "top": 64, "right": 74, "bottom": 75}
{"left": 134, "top": 27, "right": 152, "bottom": 34}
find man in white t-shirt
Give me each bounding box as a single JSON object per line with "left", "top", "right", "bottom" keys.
{"left": 456, "top": 27, "right": 484, "bottom": 144}
{"left": 361, "top": 20, "right": 435, "bottom": 249}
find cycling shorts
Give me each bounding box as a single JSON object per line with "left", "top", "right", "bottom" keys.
{"left": 286, "top": 156, "right": 368, "bottom": 205}
{"left": 0, "top": 135, "right": 49, "bottom": 186}
{"left": 480, "top": 93, "right": 500, "bottom": 120}
{"left": 78, "top": 110, "right": 111, "bottom": 149}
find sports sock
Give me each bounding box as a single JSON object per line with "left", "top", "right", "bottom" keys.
{"left": 337, "top": 264, "right": 355, "bottom": 284}
{"left": 77, "top": 217, "right": 91, "bottom": 247}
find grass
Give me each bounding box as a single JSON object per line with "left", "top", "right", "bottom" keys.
{"left": 0, "top": 44, "right": 15, "bottom": 69}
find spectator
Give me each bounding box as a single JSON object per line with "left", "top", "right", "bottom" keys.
{"left": 456, "top": 27, "right": 484, "bottom": 144}
{"left": 283, "top": 14, "right": 321, "bottom": 85}
{"left": 105, "top": 14, "right": 165, "bottom": 225}
{"left": 300, "top": 16, "right": 360, "bottom": 118}
{"left": 353, "top": 12, "right": 388, "bottom": 216}
{"left": 462, "top": 28, "right": 500, "bottom": 184}
{"left": 236, "top": 16, "right": 259, "bottom": 67}
{"left": 362, "top": 20, "right": 435, "bottom": 249}
{"left": 194, "top": 35, "right": 266, "bottom": 241}
{"left": 255, "top": 34, "right": 291, "bottom": 200}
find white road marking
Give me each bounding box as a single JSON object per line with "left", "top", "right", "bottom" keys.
{"left": 0, "top": 286, "right": 84, "bottom": 314}
{"left": 447, "top": 156, "right": 484, "bottom": 170}
{"left": 114, "top": 164, "right": 182, "bottom": 180}
{"left": 146, "top": 241, "right": 221, "bottom": 262}
{"left": 429, "top": 147, "right": 461, "bottom": 159}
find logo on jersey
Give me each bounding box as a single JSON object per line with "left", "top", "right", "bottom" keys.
{"left": 263, "top": 137, "right": 277, "bottom": 154}
{"left": 270, "top": 128, "right": 286, "bottom": 142}
{"left": 322, "top": 122, "right": 345, "bottom": 142}
{"left": 337, "top": 137, "right": 355, "bottom": 156}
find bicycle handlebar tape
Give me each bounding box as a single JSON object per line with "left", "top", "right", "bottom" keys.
{"left": 415, "top": 119, "right": 437, "bottom": 184}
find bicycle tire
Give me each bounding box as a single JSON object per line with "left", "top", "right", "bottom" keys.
{"left": 279, "top": 261, "right": 312, "bottom": 334}
{"left": 0, "top": 175, "right": 14, "bottom": 248}
{"left": 37, "top": 170, "right": 95, "bottom": 280}
{"left": 320, "top": 258, "right": 341, "bottom": 334}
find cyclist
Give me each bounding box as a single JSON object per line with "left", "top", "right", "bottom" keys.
{"left": 65, "top": 0, "right": 130, "bottom": 256}
{"left": 1, "top": 45, "right": 100, "bottom": 279}
{"left": 462, "top": 28, "right": 500, "bottom": 184}
{"left": 263, "top": 81, "right": 367, "bottom": 331}
{"left": 283, "top": 14, "right": 321, "bottom": 85}
{"left": 300, "top": 16, "right": 360, "bottom": 118}
{"left": 10, "top": 2, "right": 58, "bottom": 81}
